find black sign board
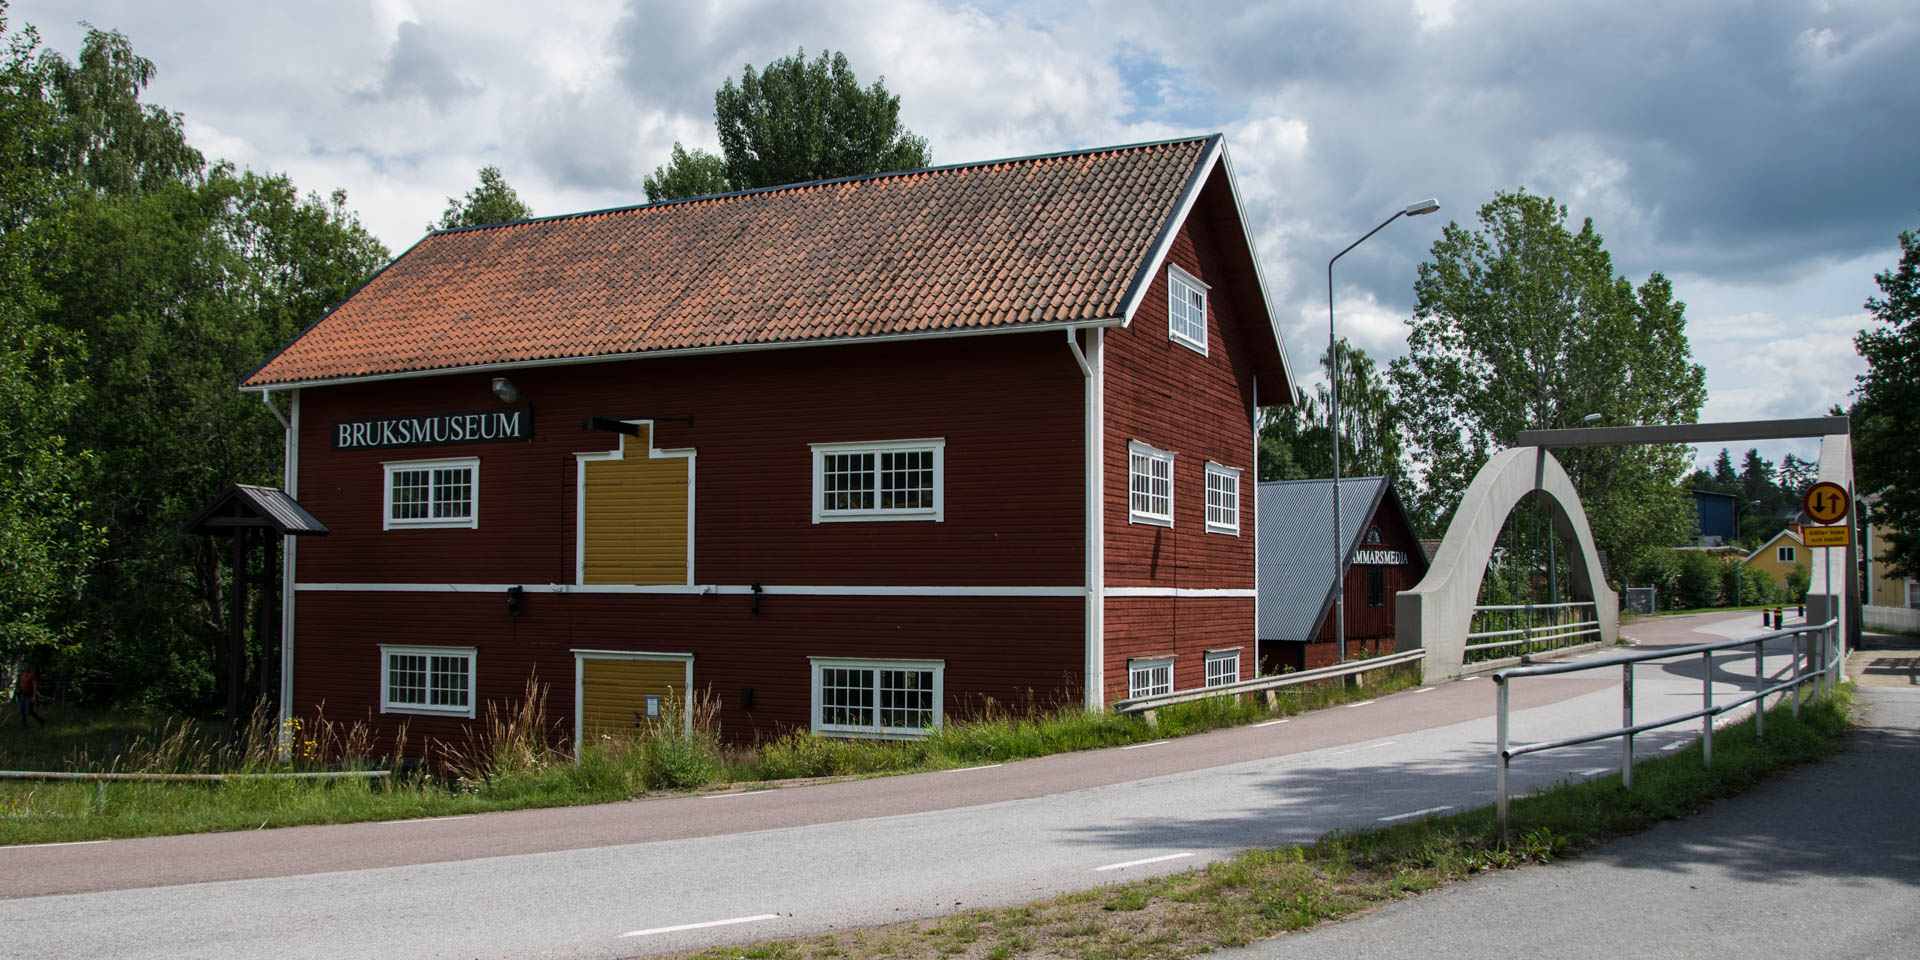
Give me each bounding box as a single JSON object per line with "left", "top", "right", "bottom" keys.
{"left": 333, "top": 406, "right": 532, "bottom": 451}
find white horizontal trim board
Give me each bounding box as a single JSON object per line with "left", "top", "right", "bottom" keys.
{"left": 1104, "top": 587, "right": 1257, "bottom": 598}
{"left": 298, "top": 582, "right": 1084, "bottom": 598}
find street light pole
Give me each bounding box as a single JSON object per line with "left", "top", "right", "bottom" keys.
{"left": 1328, "top": 198, "right": 1438, "bottom": 663}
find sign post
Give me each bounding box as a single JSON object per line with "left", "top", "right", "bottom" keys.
{"left": 1802, "top": 481, "right": 1852, "bottom": 605}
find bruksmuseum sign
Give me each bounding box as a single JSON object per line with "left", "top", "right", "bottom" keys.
{"left": 333, "top": 407, "right": 532, "bottom": 451}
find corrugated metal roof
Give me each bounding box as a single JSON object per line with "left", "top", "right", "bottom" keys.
{"left": 183, "top": 484, "right": 330, "bottom": 536}
{"left": 1256, "top": 477, "right": 1388, "bottom": 642}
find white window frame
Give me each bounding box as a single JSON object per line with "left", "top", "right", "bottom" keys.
{"left": 382, "top": 456, "right": 479, "bottom": 530}
{"left": 810, "top": 439, "right": 946, "bottom": 523}
{"left": 809, "top": 657, "right": 945, "bottom": 739}
{"left": 1128, "top": 657, "right": 1174, "bottom": 699}
{"left": 1204, "top": 462, "right": 1241, "bottom": 535}
{"left": 1128, "top": 441, "right": 1174, "bottom": 527}
{"left": 1204, "top": 649, "right": 1241, "bottom": 688}
{"left": 1166, "top": 264, "right": 1209, "bottom": 355}
{"left": 1778, "top": 546, "right": 1796, "bottom": 563}
{"left": 379, "top": 644, "right": 476, "bottom": 718}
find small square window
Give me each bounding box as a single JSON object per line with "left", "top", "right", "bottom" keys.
{"left": 1204, "top": 463, "right": 1240, "bottom": 535}
{"left": 811, "top": 658, "right": 944, "bottom": 738}
{"left": 1204, "top": 650, "right": 1240, "bottom": 688}
{"left": 383, "top": 457, "right": 479, "bottom": 529}
{"left": 1129, "top": 442, "right": 1174, "bottom": 526}
{"left": 1167, "top": 265, "right": 1208, "bottom": 354}
{"left": 1779, "top": 546, "right": 1795, "bottom": 563}
{"left": 1128, "top": 657, "right": 1173, "bottom": 699}
{"left": 380, "top": 645, "right": 475, "bottom": 717}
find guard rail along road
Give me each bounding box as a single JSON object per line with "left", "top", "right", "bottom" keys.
{"left": 1491, "top": 617, "right": 1843, "bottom": 840}
{"left": 1113, "top": 649, "right": 1425, "bottom": 725}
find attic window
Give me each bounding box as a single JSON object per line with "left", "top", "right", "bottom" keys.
{"left": 1167, "top": 265, "right": 1208, "bottom": 355}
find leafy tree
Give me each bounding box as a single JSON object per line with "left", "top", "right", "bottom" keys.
{"left": 1853, "top": 224, "right": 1920, "bottom": 578}
{"left": 0, "top": 7, "right": 101, "bottom": 661}
{"left": 643, "top": 143, "right": 732, "bottom": 203}
{"left": 1259, "top": 337, "right": 1408, "bottom": 492}
{"left": 430, "top": 165, "right": 530, "bottom": 232}
{"left": 1389, "top": 190, "right": 1706, "bottom": 574}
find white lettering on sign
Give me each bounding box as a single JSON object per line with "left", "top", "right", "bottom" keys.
{"left": 1353, "top": 549, "right": 1408, "bottom": 566}
{"left": 332, "top": 407, "right": 532, "bottom": 451}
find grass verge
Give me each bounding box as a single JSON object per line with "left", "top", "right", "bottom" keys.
{"left": 641, "top": 686, "right": 1853, "bottom": 960}
{"left": 1, "top": 667, "right": 1418, "bottom": 845}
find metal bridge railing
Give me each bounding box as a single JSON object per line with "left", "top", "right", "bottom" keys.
{"left": 1491, "top": 618, "right": 1842, "bottom": 840}
{"left": 1113, "top": 649, "right": 1425, "bottom": 723}
{"left": 1466, "top": 601, "right": 1601, "bottom": 661}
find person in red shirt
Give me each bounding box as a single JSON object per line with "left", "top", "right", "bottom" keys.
{"left": 15, "top": 666, "right": 46, "bottom": 729}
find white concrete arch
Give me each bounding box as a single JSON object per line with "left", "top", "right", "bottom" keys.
{"left": 1396, "top": 446, "right": 1619, "bottom": 679}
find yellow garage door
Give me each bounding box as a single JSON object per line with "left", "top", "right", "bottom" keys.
{"left": 579, "top": 657, "right": 687, "bottom": 743}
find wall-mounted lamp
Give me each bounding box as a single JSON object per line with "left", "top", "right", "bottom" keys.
{"left": 750, "top": 582, "right": 763, "bottom": 616}
{"left": 506, "top": 585, "right": 523, "bottom": 616}
{"left": 492, "top": 377, "right": 524, "bottom": 404}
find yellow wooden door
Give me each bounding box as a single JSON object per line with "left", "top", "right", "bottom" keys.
{"left": 579, "top": 658, "right": 685, "bottom": 743}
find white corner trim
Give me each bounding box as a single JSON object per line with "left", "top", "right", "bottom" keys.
{"left": 279, "top": 388, "right": 301, "bottom": 743}
{"left": 574, "top": 421, "right": 697, "bottom": 587}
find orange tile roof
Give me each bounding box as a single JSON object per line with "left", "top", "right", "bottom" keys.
{"left": 245, "top": 137, "right": 1215, "bottom": 388}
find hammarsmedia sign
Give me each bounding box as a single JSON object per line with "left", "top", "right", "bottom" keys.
{"left": 333, "top": 407, "right": 532, "bottom": 451}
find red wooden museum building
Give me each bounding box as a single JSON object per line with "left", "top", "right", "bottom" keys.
{"left": 243, "top": 135, "right": 1299, "bottom": 744}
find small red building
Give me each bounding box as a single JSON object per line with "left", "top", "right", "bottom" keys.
{"left": 243, "top": 136, "right": 1298, "bottom": 745}
{"left": 1255, "top": 477, "right": 1429, "bottom": 672}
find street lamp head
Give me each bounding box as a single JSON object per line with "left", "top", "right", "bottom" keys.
{"left": 1580, "top": 413, "right": 1603, "bottom": 425}
{"left": 1402, "top": 198, "right": 1440, "bottom": 217}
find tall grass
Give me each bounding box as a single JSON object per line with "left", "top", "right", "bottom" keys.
{"left": 0, "top": 665, "right": 1417, "bottom": 845}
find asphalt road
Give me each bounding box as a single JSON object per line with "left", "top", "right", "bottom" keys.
{"left": 0, "top": 613, "right": 1815, "bottom": 960}
{"left": 1226, "top": 671, "right": 1920, "bottom": 960}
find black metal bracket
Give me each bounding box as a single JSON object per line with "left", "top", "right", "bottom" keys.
{"left": 582, "top": 415, "right": 694, "bottom": 434}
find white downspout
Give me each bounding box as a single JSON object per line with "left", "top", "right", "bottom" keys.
{"left": 278, "top": 390, "right": 301, "bottom": 748}
{"left": 1068, "top": 328, "right": 1105, "bottom": 709}
{"left": 1252, "top": 382, "right": 1259, "bottom": 675}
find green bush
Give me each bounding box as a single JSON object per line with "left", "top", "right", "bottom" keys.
{"left": 1675, "top": 550, "right": 1724, "bottom": 608}
{"left": 1785, "top": 562, "right": 1811, "bottom": 603}
{"left": 1722, "top": 562, "right": 1778, "bottom": 606}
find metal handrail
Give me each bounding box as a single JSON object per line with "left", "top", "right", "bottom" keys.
{"left": 1112, "top": 649, "right": 1424, "bottom": 716}
{"left": 1473, "top": 602, "right": 1596, "bottom": 612}
{"left": 1492, "top": 618, "right": 1843, "bottom": 840}
{"left": 1466, "top": 601, "right": 1601, "bottom": 659}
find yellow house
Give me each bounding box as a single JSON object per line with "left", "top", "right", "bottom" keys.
{"left": 1742, "top": 526, "right": 1806, "bottom": 592}
{"left": 1866, "top": 520, "right": 1919, "bottom": 609}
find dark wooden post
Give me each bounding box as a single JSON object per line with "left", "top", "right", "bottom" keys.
{"left": 257, "top": 534, "right": 279, "bottom": 712}
{"left": 228, "top": 528, "right": 248, "bottom": 741}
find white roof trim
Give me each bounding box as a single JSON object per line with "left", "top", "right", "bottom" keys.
{"left": 1742, "top": 527, "right": 1805, "bottom": 563}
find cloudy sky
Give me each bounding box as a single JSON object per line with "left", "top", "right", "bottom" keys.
{"left": 14, "top": 0, "right": 1915, "bottom": 471}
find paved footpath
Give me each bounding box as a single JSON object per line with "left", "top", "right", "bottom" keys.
{"left": 0, "top": 614, "right": 1836, "bottom": 959}
{"left": 1228, "top": 631, "right": 1920, "bottom": 960}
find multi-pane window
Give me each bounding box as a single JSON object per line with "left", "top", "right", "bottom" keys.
{"left": 1129, "top": 658, "right": 1173, "bottom": 698}
{"left": 1778, "top": 546, "right": 1796, "bottom": 563}
{"left": 1129, "top": 442, "right": 1174, "bottom": 526}
{"left": 812, "top": 440, "right": 944, "bottom": 522}
{"left": 1167, "top": 265, "right": 1208, "bottom": 354}
{"left": 812, "top": 659, "right": 944, "bottom": 737}
{"left": 1205, "top": 650, "right": 1241, "bottom": 688}
{"left": 1367, "top": 565, "right": 1385, "bottom": 607}
{"left": 1204, "top": 463, "right": 1240, "bottom": 535}
{"left": 384, "top": 458, "right": 478, "bottom": 529}
{"left": 380, "top": 646, "right": 475, "bottom": 717}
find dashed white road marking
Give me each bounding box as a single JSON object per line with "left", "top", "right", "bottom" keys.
{"left": 12, "top": 839, "right": 109, "bottom": 849}
{"left": 1661, "top": 740, "right": 1689, "bottom": 751}
{"left": 378, "top": 815, "right": 473, "bottom": 824}
{"left": 1253, "top": 719, "right": 1289, "bottom": 728}
{"left": 1093, "top": 852, "right": 1193, "bottom": 872}
{"left": 1578, "top": 768, "right": 1611, "bottom": 777}
{"left": 943, "top": 764, "right": 1003, "bottom": 773}
{"left": 1378, "top": 805, "right": 1453, "bottom": 822}
{"left": 1411, "top": 687, "right": 1435, "bottom": 693}
{"left": 1347, "top": 700, "right": 1377, "bottom": 709}
{"left": 1121, "top": 740, "right": 1170, "bottom": 750}
{"left": 622, "top": 914, "right": 781, "bottom": 938}
{"left": 702, "top": 790, "right": 775, "bottom": 800}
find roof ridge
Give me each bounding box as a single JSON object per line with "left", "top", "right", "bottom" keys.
{"left": 426, "top": 134, "right": 1221, "bottom": 239}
